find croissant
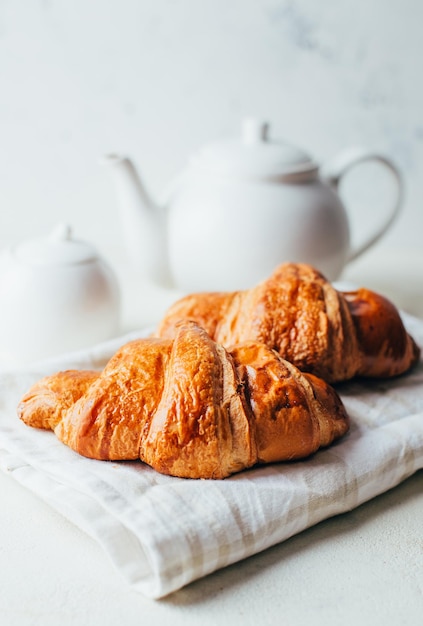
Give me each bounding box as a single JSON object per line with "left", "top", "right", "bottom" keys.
{"left": 18, "top": 321, "right": 349, "bottom": 479}
{"left": 156, "top": 263, "right": 420, "bottom": 383}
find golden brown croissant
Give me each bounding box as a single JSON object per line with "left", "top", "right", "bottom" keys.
{"left": 18, "top": 321, "right": 349, "bottom": 479}
{"left": 156, "top": 263, "right": 420, "bottom": 383}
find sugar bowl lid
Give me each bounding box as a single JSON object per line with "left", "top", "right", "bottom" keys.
{"left": 12, "top": 224, "right": 97, "bottom": 266}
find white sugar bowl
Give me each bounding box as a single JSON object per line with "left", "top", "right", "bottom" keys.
{"left": 0, "top": 224, "right": 120, "bottom": 365}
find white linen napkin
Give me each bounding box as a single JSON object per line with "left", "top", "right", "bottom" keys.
{"left": 0, "top": 317, "right": 422, "bottom": 599}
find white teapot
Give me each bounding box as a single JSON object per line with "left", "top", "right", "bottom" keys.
{"left": 104, "top": 118, "right": 402, "bottom": 292}
{"left": 0, "top": 224, "right": 120, "bottom": 365}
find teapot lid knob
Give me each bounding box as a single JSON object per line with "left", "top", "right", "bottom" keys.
{"left": 242, "top": 118, "right": 269, "bottom": 144}
{"left": 49, "top": 222, "right": 73, "bottom": 242}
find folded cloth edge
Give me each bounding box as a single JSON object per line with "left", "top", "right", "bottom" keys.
{"left": 1, "top": 412, "right": 422, "bottom": 599}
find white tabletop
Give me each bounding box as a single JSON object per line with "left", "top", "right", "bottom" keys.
{"left": 1, "top": 247, "right": 423, "bottom": 626}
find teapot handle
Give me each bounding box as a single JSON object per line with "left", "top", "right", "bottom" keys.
{"left": 323, "top": 146, "right": 403, "bottom": 263}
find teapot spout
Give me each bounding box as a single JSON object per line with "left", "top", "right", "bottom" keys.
{"left": 102, "top": 154, "right": 171, "bottom": 286}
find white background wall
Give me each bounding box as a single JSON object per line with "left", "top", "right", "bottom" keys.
{"left": 1, "top": 0, "right": 422, "bottom": 266}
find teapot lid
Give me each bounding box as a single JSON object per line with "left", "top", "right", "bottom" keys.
{"left": 12, "top": 224, "right": 97, "bottom": 266}
{"left": 190, "top": 119, "right": 318, "bottom": 180}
